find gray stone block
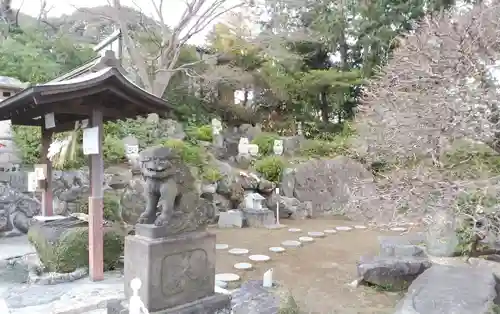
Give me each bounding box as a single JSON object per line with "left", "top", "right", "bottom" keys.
{"left": 217, "top": 211, "right": 245, "bottom": 228}
{"left": 357, "top": 255, "right": 431, "bottom": 291}
{"left": 242, "top": 209, "right": 275, "bottom": 228}
{"left": 378, "top": 234, "right": 426, "bottom": 257}
{"left": 124, "top": 231, "right": 217, "bottom": 312}
{"left": 395, "top": 265, "right": 497, "bottom": 314}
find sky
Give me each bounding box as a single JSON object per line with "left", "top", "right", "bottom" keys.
{"left": 12, "top": 0, "right": 240, "bottom": 45}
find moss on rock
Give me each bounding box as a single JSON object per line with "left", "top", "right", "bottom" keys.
{"left": 28, "top": 218, "right": 124, "bottom": 273}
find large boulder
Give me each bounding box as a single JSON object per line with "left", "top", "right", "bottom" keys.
{"left": 27, "top": 217, "right": 124, "bottom": 273}
{"left": 395, "top": 265, "right": 497, "bottom": 314}
{"left": 357, "top": 255, "right": 431, "bottom": 291}
{"left": 281, "top": 156, "right": 379, "bottom": 220}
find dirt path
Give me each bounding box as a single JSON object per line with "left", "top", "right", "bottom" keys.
{"left": 211, "top": 218, "right": 405, "bottom": 314}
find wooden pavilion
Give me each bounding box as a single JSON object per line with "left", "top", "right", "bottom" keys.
{"left": 0, "top": 51, "right": 175, "bottom": 281}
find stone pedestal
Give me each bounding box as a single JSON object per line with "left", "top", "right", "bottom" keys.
{"left": 242, "top": 208, "right": 275, "bottom": 227}
{"left": 118, "top": 224, "right": 231, "bottom": 313}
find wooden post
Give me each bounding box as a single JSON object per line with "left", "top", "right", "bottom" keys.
{"left": 88, "top": 108, "right": 104, "bottom": 281}
{"left": 40, "top": 126, "right": 53, "bottom": 216}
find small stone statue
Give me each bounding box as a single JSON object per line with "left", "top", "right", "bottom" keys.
{"left": 137, "top": 146, "right": 209, "bottom": 234}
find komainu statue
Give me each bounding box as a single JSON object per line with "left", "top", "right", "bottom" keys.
{"left": 137, "top": 146, "right": 209, "bottom": 235}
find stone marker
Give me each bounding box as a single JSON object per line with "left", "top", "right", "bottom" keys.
{"left": 211, "top": 119, "right": 223, "bottom": 148}
{"left": 112, "top": 146, "right": 230, "bottom": 314}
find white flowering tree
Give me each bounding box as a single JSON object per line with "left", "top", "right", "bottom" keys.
{"left": 352, "top": 1, "right": 500, "bottom": 256}
{"left": 357, "top": 2, "right": 500, "bottom": 163}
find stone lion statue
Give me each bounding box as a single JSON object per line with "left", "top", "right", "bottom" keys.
{"left": 137, "top": 146, "right": 209, "bottom": 235}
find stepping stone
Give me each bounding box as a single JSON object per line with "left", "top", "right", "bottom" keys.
{"left": 390, "top": 227, "right": 408, "bottom": 232}
{"left": 215, "top": 273, "right": 240, "bottom": 282}
{"left": 354, "top": 225, "right": 367, "bottom": 230}
{"left": 249, "top": 254, "right": 271, "bottom": 262}
{"left": 308, "top": 231, "right": 325, "bottom": 238}
{"left": 298, "top": 236, "right": 314, "bottom": 243}
{"left": 234, "top": 262, "right": 253, "bottom": 270}
{"left": 281, "top": 240, "right": 302, "bottom": 248}
{"left": 216, "top": 244, "right": 229, "bottom": 250}
{"left": 215, "top": 280, "right": 228, "bottom": 288}
{"left": 269, "top": 246, "right": 286, "bottom": 253}
{"left": 324, "top": 229, "right": 337, "bottom": 234}
{"left": 215, "top": 273, "right": 241, "bottom": 289}
{"left": 336, "top": 226, "right": 352, "bottom": 231}
{"left": 266, "top": 224, "right": 287, "bottom": 229}
{"left": 288, "top": 228, "right": 302, "bottom": 233}
{"left": 228, "top": 248, "right": 249, "bottom": 255}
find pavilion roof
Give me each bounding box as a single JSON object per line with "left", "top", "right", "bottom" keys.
{"left": 0, "top": 52, "right": 176, "bottom": 132}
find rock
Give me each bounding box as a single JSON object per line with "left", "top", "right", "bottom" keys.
{"left": 231, "top": 280, "right": 280, "bottom": 314}
{"left": 378, "top": 233, "right": 426, "bottom": 257}
{"left": 234, "top": 154, "right": 253, "bottom": 169}
{"left": 280, "top": 168, "right": 296, "bottom": 197}
{"left": 27, "top": 217, "right": 124, "bottom": 273}
{"left": 119, "top": 177, "right": 146, "bottom": 225}
{"left": 425, "top": 210, "right": 459, "bottom": 257}
{"left": 394, "top": 265, "right": 497, "bottom": 314}
{"left": 228, "top": 182, "right": 245, "bottom": 208}
{"left": 257, "top": 179, "right": 275, "bottom": 194}
{"left": 357, "top": 255, "right": 431, "bottom": 291}
{"left": 281, "top": 156, "right": 378, "bottom": 220}
{"left": 214, "top": 161, "right": 236, "bottom": 196}
{"left": 213, "top": 194, "right": 231, "bottom": 212}
{"left": 236, "top": 174, "right": 259, "bottom": 190}
{"left": 265, "top": 194, "right": 293, "bottom": 219}
{"left": 281, "top": 136, "right": 303, "bottom": 156}
{"left": 218, "top": 211, "right": 245, "bottom": 228}
{"left": 0, "top": 181, "right": 40, "bottom": 235}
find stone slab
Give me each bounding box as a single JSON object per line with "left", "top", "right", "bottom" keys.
{"left": 242, "top": 209, "right": 275, "bottom": 228}
{"left": 378, "top": 233, "right": 426, "bottom": 257}
{"left": 124, "top": 231, "right": 216, "bottom": 312}
{"left": 107, "top": 293, "right": 231, "bottom": 314}
{"left": 217, "top": 211, "right": 245, "bottom": 228}
{"left": 135, "top": 224, "right": 171, "bottom": 239}
{"left": 394, "top": 265, "right": 497, "bottom": 314}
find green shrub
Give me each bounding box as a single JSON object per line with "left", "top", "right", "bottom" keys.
{"left": 103, "top": 135, "right": 127, "bottom": 165}
{"left": 28, "top": 226, "right": 124, "bottom": 273}
{"left": 255, "top": 156, "right": 286, "bottom": 182}
{"left": 187, "top": 125, "right": 213, "bottom": 142}
{"left": 74, "top": 192, "right": 121, "bottom": 222}
{"left": 163, "top": 139, "right": 207, "bottom": 169}
{"left": 201, "top": 167, "right": 222, "bottom": 183}
{"left": 13, "top": 125, "right": 126, "bottom": 169}
{"left": 251, "top": 132, "right": 280, "bottom": 155}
